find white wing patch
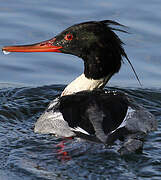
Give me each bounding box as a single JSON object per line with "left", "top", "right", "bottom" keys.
{"left": 47, "top": 97, "right": 59, "bottom": 110}
{"left": 70, "top": 127, "right": 90, "bottom": 135}
{"left": 111, "top": 107, "right": 135, "bottom": 134}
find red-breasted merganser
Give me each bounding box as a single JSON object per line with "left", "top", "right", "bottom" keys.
{"left": 2, "top": 20, "right": 157, "bottom": 154}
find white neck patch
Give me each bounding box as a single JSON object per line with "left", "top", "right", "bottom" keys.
{"left": 61, "top": 73, "right": 111, "bottom": 96}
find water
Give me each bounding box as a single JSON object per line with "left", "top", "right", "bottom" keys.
{"left": 0, "top": 0, "right": 161, "bottom": 179}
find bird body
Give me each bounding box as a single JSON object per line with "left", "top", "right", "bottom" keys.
{"left": 34, "top": 90, "right": 157, "bottom": 150}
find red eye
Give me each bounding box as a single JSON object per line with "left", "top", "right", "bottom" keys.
{"left": 64, "top": 33, "right": 73, "bottom": 41}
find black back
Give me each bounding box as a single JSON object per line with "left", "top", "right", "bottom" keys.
{"left": 55, "top": 90, "right": 129, "bottom": 136}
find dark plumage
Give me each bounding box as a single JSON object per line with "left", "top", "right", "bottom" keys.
{"left": 47, "top": 90, "right": 129, "bottom": 143}
{"left": 56, "top": 20, "right": 125, "bottom": 79}
{"left": 53, "top": 20, "right": 140, "bottom": 82}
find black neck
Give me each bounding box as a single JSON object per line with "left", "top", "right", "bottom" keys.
{"left": 83, "top": 48, "right": 122, "bottom": 80}
{"left": 82, "top": 27, "right": 126, "bottom": 80}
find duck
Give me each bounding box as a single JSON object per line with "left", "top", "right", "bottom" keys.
{"left": 2, "top": 20, "right": 157, "bottom": 154}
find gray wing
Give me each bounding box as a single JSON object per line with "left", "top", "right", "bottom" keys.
{"left": 118, "top": 105, "right": 157, "bottom": 155}
{"left": 86, "top": 102, "right": 108, "bottom": 143}
{"left": 34, "top": 98, "right": 76, "bottom": 137}
{"left": 124, "top": 106, "right": 157, "bottom": 134}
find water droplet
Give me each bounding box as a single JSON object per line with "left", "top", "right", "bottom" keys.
{"left": 3, "top": 50, "right": 11, "bottom": 55}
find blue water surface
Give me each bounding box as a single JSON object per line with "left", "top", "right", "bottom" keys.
{"left": 0, "top": 0, "right": 161, "bottom": 179}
